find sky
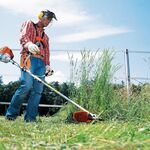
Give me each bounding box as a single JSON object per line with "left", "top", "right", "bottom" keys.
{"left": 0, "top": 0, "right": 150, "bottom": 84}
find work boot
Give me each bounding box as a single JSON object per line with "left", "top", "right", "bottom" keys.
{"left": 5, "top": 115, "right": 16, "bottom": 121}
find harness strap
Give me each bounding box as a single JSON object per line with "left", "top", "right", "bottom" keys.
{"left": 32, "top": 22, "right": 45, "bottom": 48}
{"left": 20, "top": 52, "right": 31, "bottom": 70}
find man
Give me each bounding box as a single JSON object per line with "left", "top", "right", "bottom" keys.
{"left": 6, "top": 10, "right": 57, "bottom": 122}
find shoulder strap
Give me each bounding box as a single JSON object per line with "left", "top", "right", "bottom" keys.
{"left": 31, "top": 22, "right": 45, "bottom": 48}
{"left": 41, "top": 29, "right": 45, "bottom": 39}
{"left": 32, "top": 22, "right": 45, "bottom": 38}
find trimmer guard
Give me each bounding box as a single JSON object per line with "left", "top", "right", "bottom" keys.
{"left": 73, "top": 111, "right": 97, "bottom": 123}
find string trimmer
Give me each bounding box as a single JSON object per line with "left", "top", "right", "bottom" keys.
{"left": 0, "top": 47, "right": 98, "bottom": 122}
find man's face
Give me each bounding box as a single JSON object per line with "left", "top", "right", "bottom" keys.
{"left": 41, "top": 17, "right": 52, "bottom": 27}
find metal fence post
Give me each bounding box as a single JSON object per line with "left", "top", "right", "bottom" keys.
{"left": 125, "top": 49, "right": 131, "bottom": 102}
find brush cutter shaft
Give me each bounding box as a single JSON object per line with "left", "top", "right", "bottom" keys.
{"left": 10, "top": 60, "right": 89, "bottom": 113}
{"left": 40, "top": 82, "right": 89, "bottom": 112}
{"left": 27, "top": 71, "right": 89, "bottom": 112}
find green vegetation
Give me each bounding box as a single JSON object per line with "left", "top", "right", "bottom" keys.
{"left": 0, "top": 117, "right": 149, "bottom": 150}
{"left": 67, "top": 49, "right": 150, "bottom": 121}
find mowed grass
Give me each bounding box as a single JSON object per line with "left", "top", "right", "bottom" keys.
{"left": 0, "top": 116, "right": 149, "bottom": 150}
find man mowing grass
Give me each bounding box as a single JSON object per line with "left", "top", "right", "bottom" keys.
{"left": 5, "top": 10, "right": 57, "bottom": 122}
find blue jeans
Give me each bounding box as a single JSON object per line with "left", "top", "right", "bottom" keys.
{"left": 6, "top": 57, "right": 46, "bottom": 122}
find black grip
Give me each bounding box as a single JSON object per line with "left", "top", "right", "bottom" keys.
{"left": 45, "top": 70, "right": 54, "bottom": 76}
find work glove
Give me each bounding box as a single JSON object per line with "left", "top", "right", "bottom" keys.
{"left": 0, "top": 54, "right": 11, "bottom": 63}
{"left": 45, "top": 65, "right": 54, "bottom": 76}
{"left": 24, "top": 42, "right": 40, "bottom": 55}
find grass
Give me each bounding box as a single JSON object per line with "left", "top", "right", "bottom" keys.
{"left": 67, "top": 49, "right": 118, "bottom": 115}
{"left": 67, "top": 49, "right": 150, "bottom": 121}
{"left": 0, "top": 116, "right": 150, "bottom": 150}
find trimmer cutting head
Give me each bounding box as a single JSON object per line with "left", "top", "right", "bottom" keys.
{"left": 73, "top": 111, "right": 97, "bottom": 123}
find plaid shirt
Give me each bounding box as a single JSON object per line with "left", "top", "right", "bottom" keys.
{"left": 20, "top": 20, "right": 50, "bottom": 65}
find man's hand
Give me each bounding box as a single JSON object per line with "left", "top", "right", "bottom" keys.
{"left": 0, "top": 54, "right": 11, "bottom": 63}
{"left": 45, "top": 65, "right": 54, "bottom": 76}
{"left": 25, "top": 42, "right": 40, "bottom": 55}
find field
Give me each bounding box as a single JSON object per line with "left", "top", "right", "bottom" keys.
{"left": 0, "top": 116, "right": 150, "bottom": 150}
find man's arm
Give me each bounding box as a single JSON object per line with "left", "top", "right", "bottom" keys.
{"left": 20, "top": 21, "right": 32, "bottom": 47}
{"left": 20, "top": 21, "right": 39, "bottom": 54}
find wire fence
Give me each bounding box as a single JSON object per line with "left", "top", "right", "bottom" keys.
{"left": 1, "top": 49, "right": 150, "bottom": 84}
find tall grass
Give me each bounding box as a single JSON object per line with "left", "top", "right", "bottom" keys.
{"left": 63, "top": 49, "right": 150, "bottom": 122}
{"left": 66, "top": 49, "right": 121, "bottom": 120}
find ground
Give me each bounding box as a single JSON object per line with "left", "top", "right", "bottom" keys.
{"left": 0, "top": 116, "right": 150, "bottom": 150}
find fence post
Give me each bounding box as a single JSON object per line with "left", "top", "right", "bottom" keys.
{"left": 125, "top": 49, "right": 131, "bottom": 102}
